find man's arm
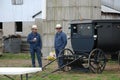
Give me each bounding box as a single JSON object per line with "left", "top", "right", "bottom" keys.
{"left": 61, "top": 33, "right": 67, "bottom": 49}
{"left": 27, "top": 34, "right": 33, "bottom": 44}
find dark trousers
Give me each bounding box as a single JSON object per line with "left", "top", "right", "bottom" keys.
{"left": 55, "top": 49, "right": 64, "bottom": 68}
{"left": 30, "top": 47, "right": 42, "bottom": 67}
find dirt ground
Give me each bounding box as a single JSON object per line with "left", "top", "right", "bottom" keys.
{"left": 0, "top": 59, "right": 119, "bottom": 72}
{"left": 0, "top": 58, "right": 57, "bottom": 67}
{"left": 104, "top": 63, "right": 120, "bottom": 72}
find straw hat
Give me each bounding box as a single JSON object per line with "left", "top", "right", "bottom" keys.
{"left": 32, "top": 25, "right": 38, "bottom": 29}
{"left": 56, "top": 24, "right": 62, "bottom": 28}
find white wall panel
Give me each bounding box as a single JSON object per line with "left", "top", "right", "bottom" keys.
{"left": 0, "top": 0, "right": 46, "bottom": 22}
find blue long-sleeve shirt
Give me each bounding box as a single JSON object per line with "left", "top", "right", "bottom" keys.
{"left": 54, "top": 31, "right": 67, "bottom": 50}
{"left": 27, "top": 32, "right": 42, "bottom": 49}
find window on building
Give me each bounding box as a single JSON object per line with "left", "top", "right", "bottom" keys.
{"left": 12, "top": 0, "right": 23, "bottom": 5}
{"left": 15, "top": 22, "right": 22, "bottom": 32}
{"left": 0, "top": 23, "right": 3, "bottom": 29}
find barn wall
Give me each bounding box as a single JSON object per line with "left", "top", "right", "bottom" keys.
{"left": 36, "top": 0, "right": 101, "bottom": 57}
{"left": 0, "top": 29, "right": 2, "bottom": 55}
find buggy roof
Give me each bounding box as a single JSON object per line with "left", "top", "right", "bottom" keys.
{"left": 70, "top": 19, "right": 120, "bottom": 24}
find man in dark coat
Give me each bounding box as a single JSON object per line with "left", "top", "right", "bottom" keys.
{"left": 54, "top": 24, "right": 67, "bottom": 68}
{"left": 27, "top": 25, "right": 42, "bottom": 67}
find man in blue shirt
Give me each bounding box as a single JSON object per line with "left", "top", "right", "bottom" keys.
{"left": 54, "top": 24, "right": 67, "bottom": 68}
{"left": 27, "top": 25, "right": 42, "bottom": 67}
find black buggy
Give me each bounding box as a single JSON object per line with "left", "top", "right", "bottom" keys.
{"left": 43, "top": 19, "right": 120, "bottom": 77}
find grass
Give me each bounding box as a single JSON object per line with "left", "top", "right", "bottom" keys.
{"left": 0, "top": 73, "right": 120, "bottom": 80}
{"left": 0, "top": 53, "right": 31, "bottom": 60}
{"left": 0, "top": 53, "right": 120, "bottom": 80}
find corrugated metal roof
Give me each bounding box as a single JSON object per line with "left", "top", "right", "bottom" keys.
{"left": 101, "top": 5, "right": 120, "bottom": 14}
{"left": 101, "top": 0, "right": 120, "bottom": 11}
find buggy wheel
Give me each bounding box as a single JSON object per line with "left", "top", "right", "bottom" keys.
{"left": 118, "top": 51, "right": 120, "bottom": 65}
{"left": 88, "top": 48, "right": 106, "bottom": 73}
{"left": 58, "top": 48, "right": 74, "bottom": 71}
{"left": 58, "top": 48, "right": 74, "bottom": 57}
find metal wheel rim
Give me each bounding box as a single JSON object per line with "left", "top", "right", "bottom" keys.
{"left": 58, "top": 48, "right": 74, "bottom": 71}
{"left": 58, "top": 48, "right": 74, "bottom": 57}
{"left": 118, "top": 51, "right": 120, "bottom": 65}
{"left": 88, "top": 48, "right": 106, "bottom": 73}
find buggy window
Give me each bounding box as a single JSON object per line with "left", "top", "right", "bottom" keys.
{"left": 72, "top": 24, "right": 78, "bottom": 34}
{"left": 77, "top": 24, "right": 93, "bottom": 36}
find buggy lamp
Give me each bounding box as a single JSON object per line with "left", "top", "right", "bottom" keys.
{"left": 93, "top": 35, "right": 97, "bottom": 40}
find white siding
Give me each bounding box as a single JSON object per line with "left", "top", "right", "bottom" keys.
{"left": 0, "top": 0, "right": 46, "bottom": 22}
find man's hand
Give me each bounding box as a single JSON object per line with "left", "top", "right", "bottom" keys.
{"left": 32, "top": 38, "right": 37, "bottom": 42}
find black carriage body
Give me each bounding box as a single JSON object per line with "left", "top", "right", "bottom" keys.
{"left": 70, "top": 19, "right": 120, "bottom": 53}
{"left": 42, "top": 20, "right": 120, "bottom": 75}
{"left": 64, "top": 19, "right": 120, "bottom": 71}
